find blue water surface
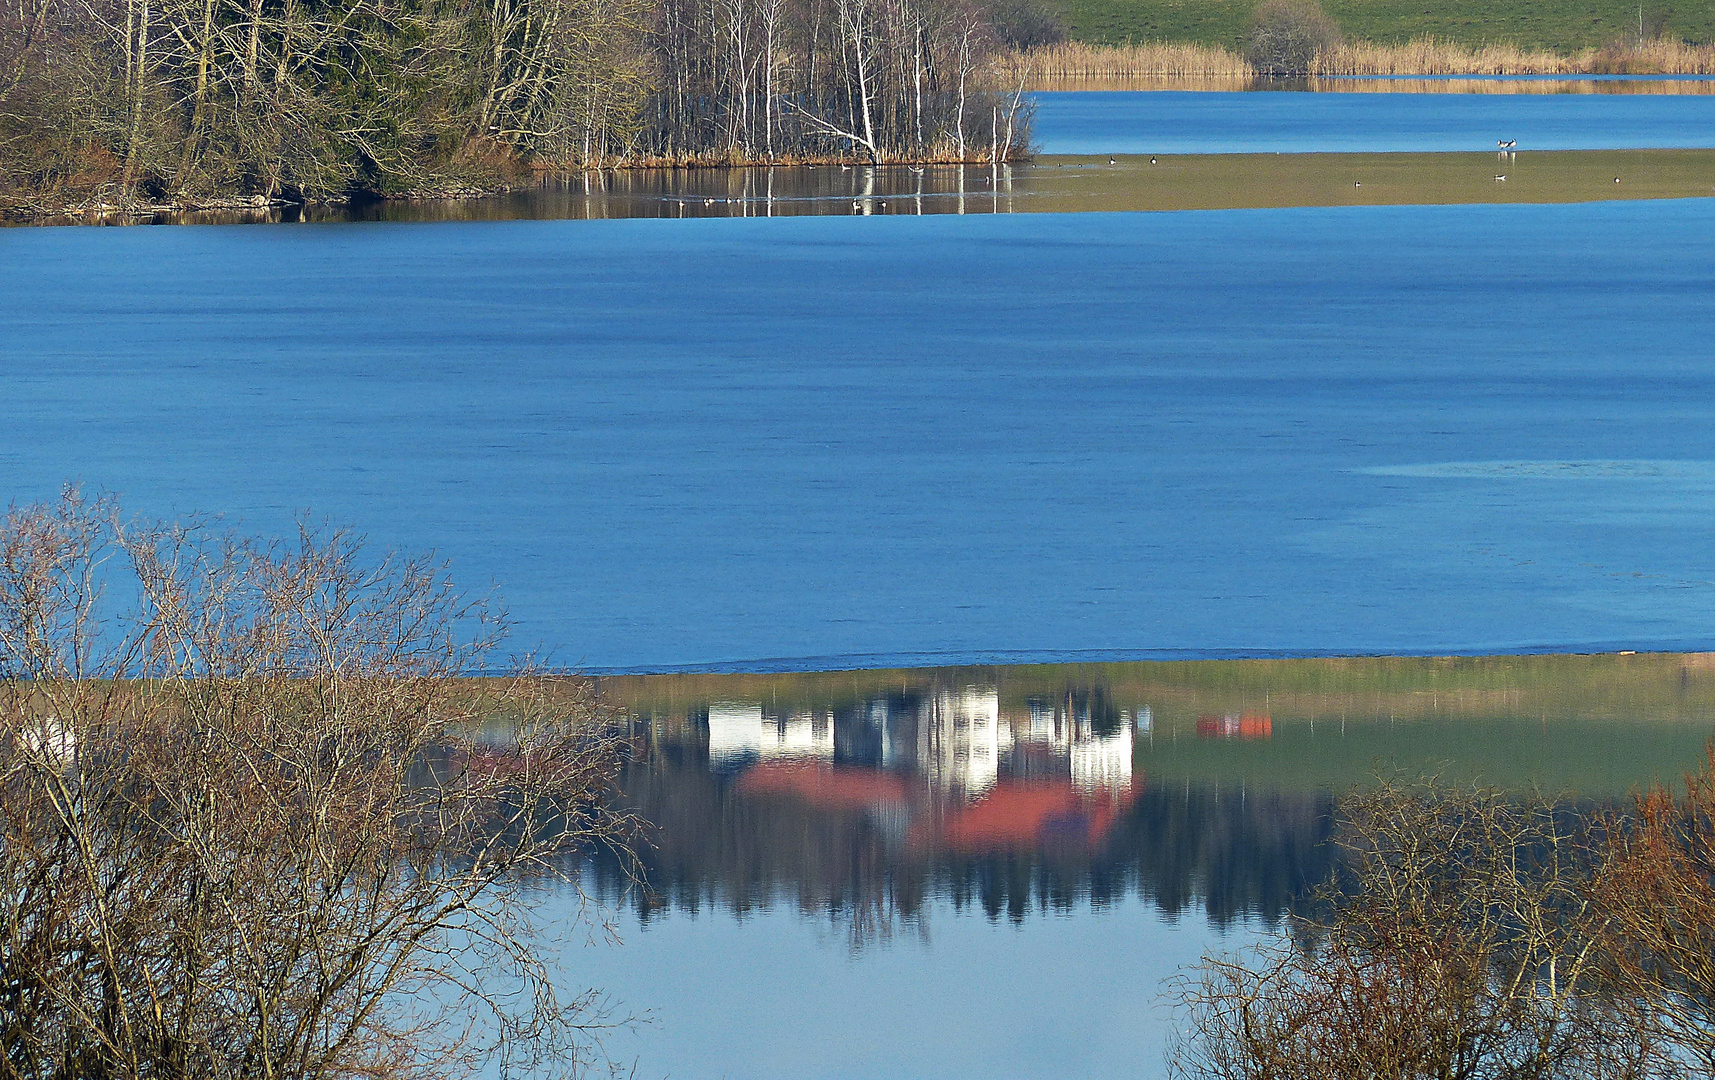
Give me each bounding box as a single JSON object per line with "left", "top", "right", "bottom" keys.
{"left": 1032, "top": 89, "right": 1715, "bottom": 153}
{"left": 5, "top": 200, "right": 1715, "bottom": 670}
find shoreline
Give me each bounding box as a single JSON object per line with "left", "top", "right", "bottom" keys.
{"left": 1, "top": 153, "right": 1032, "bottom": 223}
{"left": 575, "top": 644, "right": 1714, "bottom": 678}
{"left": 1004, "top": 38, "right": 1715, "bottom": 83}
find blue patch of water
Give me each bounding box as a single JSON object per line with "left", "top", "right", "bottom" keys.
{"left": 4, "top": 199, "right": 1715, "bottom": 671}
{"left": 1032, "top": 89, "right": 1715, "bottom": 153}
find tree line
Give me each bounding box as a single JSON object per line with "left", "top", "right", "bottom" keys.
{"left": 0, "top": 0, "right": 1055, "bottom": 210}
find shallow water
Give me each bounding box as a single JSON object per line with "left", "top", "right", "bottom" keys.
{"left": 559, "top": 654, "right": 1715, "bottom": 1079}
{"left": 1032, "top": 88, "right": 1715, "bottom": 153}
{"left": 7, "top": 199, "right": 1715, "bottom": 670}
{"left": 27, "top": 149, "right": 1715, "bottom": 224}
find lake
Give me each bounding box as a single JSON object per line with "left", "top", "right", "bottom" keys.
{"left": 6, "top": 197, "right": 1715, "bottom": 671}
{"left": 7, "top": 85, "right": 1715, "bottom": 1079}
{"left": 564, "top": 653, "right": 1715, "bottom": 1079}
{"left": 1031, "top": 86, "right": 1715, "bottom": 153}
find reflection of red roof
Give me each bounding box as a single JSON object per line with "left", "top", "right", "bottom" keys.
{"left": 737, "top": 762, "right": 912, "bottom": 811}
{"left": 934, "top": 778, "right": 1139, "bottom": 852}
{"left": 1196, "top": 714, "right": 1272, "bottom": 740}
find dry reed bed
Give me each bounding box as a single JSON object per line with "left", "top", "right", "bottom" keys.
{"left": 1007, "top": 37, "right": 1715, "bottom": 84}
{"left": 1013, "top": 41, "right": 1253, "bottom": 79}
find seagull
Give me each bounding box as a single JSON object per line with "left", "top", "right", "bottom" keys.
{"left": 703, "top": 198, "right": 715, "bottom": 206}
{"left": 1497, "top": 139, "right": 1517, "bottom": 149}
{"left": 1494, "top": 174, "right": 1507, "bottom": 181}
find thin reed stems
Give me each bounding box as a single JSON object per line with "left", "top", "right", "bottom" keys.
{"left": 1007, "top": 36, "right": 1715, "bottom": 86}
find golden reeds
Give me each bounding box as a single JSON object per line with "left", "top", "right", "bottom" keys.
{"left": 1006, "top": 36, "right": 1715, "bottom": 85}
{"left": 1314, "top": 38, "right": 1575, "bottom": 75}
{"left": 1012, "top": 40, "right": 1255, "bottom": 81}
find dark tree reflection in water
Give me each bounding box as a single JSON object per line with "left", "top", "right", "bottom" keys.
{"left": 585, "top": 679, "right": 1335, "bottom": 945}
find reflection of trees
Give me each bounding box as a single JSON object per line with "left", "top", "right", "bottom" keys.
{"left": 1172, "top": 776, "right": 1715, "bottom": 1080}
{"left": 585, "top": 751, "right": 1335, "bottom": 941}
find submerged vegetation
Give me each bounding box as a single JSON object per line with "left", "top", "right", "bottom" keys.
{"left": 0, "top": 0, "right": 1042, "bottom": 214}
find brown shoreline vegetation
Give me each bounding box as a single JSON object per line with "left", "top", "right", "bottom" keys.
{"left": 1011, "top": 36, "right": 1715, "bottom": 86}
{"left": 0, "top": 0, "right": 1044, "bottom": 219}
{"left": 1173, "top": 763, "right": 1715, "bottom": 1079}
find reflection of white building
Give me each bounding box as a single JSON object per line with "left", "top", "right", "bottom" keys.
{"left": 1070, "top": 725, "right": 1132, "bottom": 793}
{"left": 1009, "top": 694, "right": 1138, "bottom": 794}
{"left": 706, "top": 700, "right": 833, "bottom": 766}
{"left": 707, "top": 701, "right": 764, "bottom": 767}
{"left": 918, "top": 686, "right": 1005, "bottom": 799}
{"left": 766, "top": 709, "right": 833, "bottom": 760}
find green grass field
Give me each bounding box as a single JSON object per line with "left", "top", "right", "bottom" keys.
{"left": 1049, "top": 0, "right": 1715, "bottom": 53}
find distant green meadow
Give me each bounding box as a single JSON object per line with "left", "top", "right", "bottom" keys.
{"left": 1050, "top": 0, "right": 1714, "bottom": 54}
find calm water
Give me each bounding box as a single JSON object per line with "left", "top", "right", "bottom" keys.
{"left": 9, "top": 88, "right": 1715, "bottom": 1079}
{"left": 563, "top": 654, "right": 1715, "bottom": 1079}
{"left": 6, "top": 199, "right": 1715, "bottom": 670}
{"left": 31, "top": 149, "right": 1713, "bottom": 223}
{"left": 1032, "top": 88, "right": 1715, "bottom": 153}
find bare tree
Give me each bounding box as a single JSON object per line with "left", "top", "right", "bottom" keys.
{"left": 1590, "top": 744, "right": 1715, "bottom": 1076}
{"left": 0, "top": 487, "right": 637, "bottom": 1080}
{"left": 1245, "top": 0, "right": 1340, "bottom": 76}
{"left": 1171, "top": 780, "right": 1653, "bottom": 1080}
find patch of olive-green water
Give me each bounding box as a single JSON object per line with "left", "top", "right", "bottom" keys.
{"left": 599, "top": 651, "right": 1715, "bottom": 796}
{"left": 26, "top": 148, "right": 1714, "bottom": 226}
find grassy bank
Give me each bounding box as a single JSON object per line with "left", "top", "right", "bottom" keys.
{"left": 1010, "top": 37, "right": 1715, "bottom": 82}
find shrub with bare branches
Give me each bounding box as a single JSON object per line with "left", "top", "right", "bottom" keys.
{"left": 1171, "top": 780, "right": 1658, "bottom": 1080}
{"left": 0, "top": 488, "right": 636, "bottom": 1080}
{"left": 1244, "top": 0, "right": 1340, "bottom": 76}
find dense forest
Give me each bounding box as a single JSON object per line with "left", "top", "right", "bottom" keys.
{"left": 0, "top": 0, "right": 1053, "bottom": 211}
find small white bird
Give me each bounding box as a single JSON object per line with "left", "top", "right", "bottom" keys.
{"left": 1354, "top": 181, "right": 1361, "bottom": 188}
{"left": 1494, "top": 174, "right": 1507, "bottom": 181}
{"left": 1615, "top": 177, "right": 1622, "bottom": 183}
{"left": 1108, "top": 156, "right": 1116, "bottom": 164}
{"left": 1497, "top": 139, "right": 1517, "bottom": 149}
{"left": 1150, "top": 156, "right": 1158, "bottom": 164}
